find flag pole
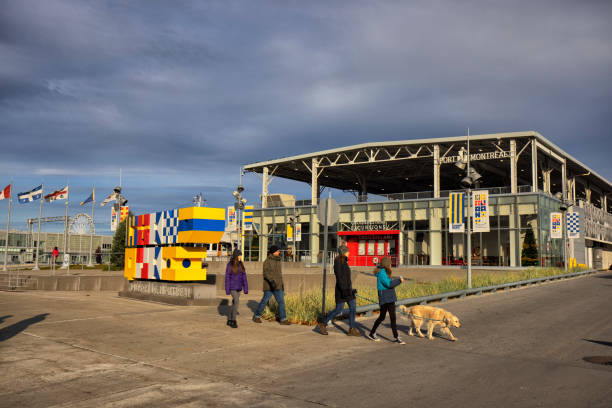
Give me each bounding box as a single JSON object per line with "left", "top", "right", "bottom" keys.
{"left": 64, "top": 182, "right": 70, "bottom": 274}
{"left": 87, "top": 186, "right": 95, "bottom": 267}
{"left": 3, "top": 181, "right": 12, "bottom": 272}
{"left": 33, "top": 183, "right": 43, "bottom": 270}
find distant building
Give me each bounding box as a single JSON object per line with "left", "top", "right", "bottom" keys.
{"left": 0, "top": 230, "right": 113, "bottom": 265}
{"left": 243, "top": 131, "right": 612, "bottom": 269}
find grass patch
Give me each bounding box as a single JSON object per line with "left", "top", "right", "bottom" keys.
{"left": 261, "top": 267, "right": 587, "bottom": 325}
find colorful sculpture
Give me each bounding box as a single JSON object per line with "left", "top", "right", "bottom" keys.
{"left": 124, "top": 207, "right": 225, "bottom": 281}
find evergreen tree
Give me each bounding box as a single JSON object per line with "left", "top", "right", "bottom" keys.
{"left": 110, "top": 218, "right": 127, "bottom": 268}
{"left": 521, "top": 227, "right": 539, "bottom": 266}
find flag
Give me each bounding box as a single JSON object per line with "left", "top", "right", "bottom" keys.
{"left": 18, "top": 185, "right": 43, "bottom": 203}
{"left": 550, "top": 212, "right": 562, "bottom": 239}
{"left": 44, "top": 186, "right": 68, "bottom": 202}
{"left": 80, "top": 188, "right": 95, "bottom": 206}
{"left": 0, "top": 184, "right": 10, "bottom": 200}
{"left": 567, "top": 212, "right": 580, "bottom": 239}
{"left": 472, "top": 190, "right": 490, "bottom": 232}
{"left": 100, "top": 192, "right": 116, "bottom": 206}
{"left": 448, "top": 192, "right": 465, "bottom": 233}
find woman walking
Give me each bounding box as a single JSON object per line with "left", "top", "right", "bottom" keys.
{"left": 317, "top": 245, "right": 360, "bottom": 336}
{"left": 225, "top": 249, "right": 248, "bottom": 328}
{"left": 368, "top": 257, "right": 405, "bottom": 344}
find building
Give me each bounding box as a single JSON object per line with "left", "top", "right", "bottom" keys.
{"left": 243, "top": 131, "right": 612, "bottom": 269}
{"left": 0, "top": 230, "right": 113, "bottom": 265}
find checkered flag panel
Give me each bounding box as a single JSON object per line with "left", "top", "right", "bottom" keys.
{"left": 567, "top": 212, "right": 580, "bottom": 238}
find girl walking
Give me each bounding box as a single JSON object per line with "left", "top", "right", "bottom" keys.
{"left": 225, "top": 249, "right": 248, "bottom": 328}
{"left": 317, "top": 245, "right": 360, "bottom": 336}
{"left": 368, "top": 257, "right": 405, "bottom": 344}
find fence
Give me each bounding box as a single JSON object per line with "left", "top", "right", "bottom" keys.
{"left": 339, "top": 268, "right": 598, "bottom": 317}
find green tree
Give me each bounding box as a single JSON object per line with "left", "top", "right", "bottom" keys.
{"left": 110, "top": 218, "right": 127, "bottom": 268}
{"left": 521, "top": 227, "right": 539, "bottom": 266}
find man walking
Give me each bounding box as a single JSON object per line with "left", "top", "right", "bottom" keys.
{"left": 253, "top": 245, "right": 290, "bottom": 325}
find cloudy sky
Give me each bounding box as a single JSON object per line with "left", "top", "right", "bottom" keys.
{"left": 1, "top": 0, "right": 611, "bottom": 234}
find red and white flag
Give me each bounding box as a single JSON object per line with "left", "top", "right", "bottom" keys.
{"left": 0, "top": 184, "right": 10, "bottom": 200}
{"left": 44, "top": 186, "right": 69, "bottom": 202}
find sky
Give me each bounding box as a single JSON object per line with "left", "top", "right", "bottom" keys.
{"left": 1, "top": 0, "right": 611, "bottom": 234}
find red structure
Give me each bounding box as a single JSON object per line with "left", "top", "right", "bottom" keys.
{"left": 338, "top": 230, "right": 399, "bottom": 267}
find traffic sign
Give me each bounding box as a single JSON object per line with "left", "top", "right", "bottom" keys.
{"left": 317, "top": 198, "right": 340, "bottom": 226}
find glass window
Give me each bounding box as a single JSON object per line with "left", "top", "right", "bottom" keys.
{"left": 358, "top": 240, "right": 365, "bottom": 255}
{"left": 377, "top": 240, "right": 385, "bottom": 255}
{"left": 367, "top": 240, "right": 375, "bottom": 255}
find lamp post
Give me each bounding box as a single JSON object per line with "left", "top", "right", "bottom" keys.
{"left": 554, "top": 192, "right": 569, "bottom": 271}
{"left": 289, "top": 210, "right": 300, "bottom": 262}
{"left": 233, "top": 170, "right": 247, "bottom": 254}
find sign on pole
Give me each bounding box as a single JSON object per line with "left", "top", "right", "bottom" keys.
{"left": 567, "top": 212, "right": 580, "bottom": 239}
{"left": 295, "top": 223, "right": 302, "bottom": 242}
{"left": 227, "top": 206, "right": 236, "bottom": 229}
{"left": 550, "top": 212, "right": 562, "bottom": 239}
{"left": 472, "top": 190, "right": 490, "bottom": 232}
{"left": 243, "top": 205, "right": 253, "bottom": 231}
{"left": 317, "top": 198, "right": 340, "bottom": 226}
{"left": 449, "top": 192, "right": 465, "bottom": 233}
{"left": 111, "top": 207, "right": 118, "bottom": 231}
{"left": 287, "top": 223, "right": 293, "bottom": 242}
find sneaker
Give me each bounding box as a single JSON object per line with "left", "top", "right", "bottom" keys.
{"left": 394, "top": 337, "right": 406, "bottom": 345}
{"left": 252, "top": 316, "right": 262, "bottom": 323}
{"left": 367, "top": 333, "right": 380, "bottom": 342}
{"left": 279, "top": 320, "right": 291, "bottom": 326}
{"left": 348, "top": 327, "right": 360, "bottom": 337}
{"left": 317, "top": 322, "right": 328, "bottom": 335}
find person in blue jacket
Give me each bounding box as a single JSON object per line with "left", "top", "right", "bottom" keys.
{"left": 367, "top": 257, "right": 405, "bottom": 344}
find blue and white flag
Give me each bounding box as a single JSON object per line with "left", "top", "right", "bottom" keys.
{"left": 18, "top": 185, "right": 43, "bottom": 203}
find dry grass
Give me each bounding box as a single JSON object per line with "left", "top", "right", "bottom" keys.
{"left": 261, "top": 267, "right": 586, "bottom": 325}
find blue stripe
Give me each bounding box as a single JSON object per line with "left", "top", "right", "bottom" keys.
{"left": 178, "top": 219, "right": 225, "bottom": 232}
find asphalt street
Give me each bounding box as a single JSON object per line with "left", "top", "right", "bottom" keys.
{"left": 1, "top": 272, "right": 611, "bottom": 407}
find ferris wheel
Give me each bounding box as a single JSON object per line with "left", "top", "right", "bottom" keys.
{"left": 69, "top": 213, "right": 95, "bottom": 235}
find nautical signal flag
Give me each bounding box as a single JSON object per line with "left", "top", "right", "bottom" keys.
{"left": 0, "top": 184, "right": 10, "bottom": 200}
{"left": 448, "top": 192, "right": 465, "bottom": 233}
{"left": 100, "top": 192, "right": 116, "bottom": 206}
{"left": 18, "top": 185, "right": 43, "bottom": 203}
{"left": 44, "top": 186, "right": 69, "bottom": 202}
{"left": 80, "top": 188, "right": 95, "bottom": 206}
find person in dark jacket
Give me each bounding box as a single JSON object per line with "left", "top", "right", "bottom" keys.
{"left": 95, "top": 246, "right": 102, "bottom": 264}
{"left": 253, "top": 245, "right": 290, "bottom": 325}
{"left": 317, "top": 246, "right": 360, "bottom": 336}
{"left": 367, "top": 257, "right": 405, "bottom": 344}
{"left": 225, "top": 249, "right": 248, "bottom": 328}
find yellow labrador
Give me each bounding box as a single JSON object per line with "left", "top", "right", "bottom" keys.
{"left": 399, "top": 305, "right": 461, "bottom": 341}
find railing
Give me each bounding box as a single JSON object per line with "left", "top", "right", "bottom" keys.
{"left": 254, "top": 186, "right": 534, "bottom": 208}
{"left": 337, "top": 268, "right": 598, "bottom": 317}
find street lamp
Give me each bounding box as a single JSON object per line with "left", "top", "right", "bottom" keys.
{"left": 233, "top": 171, "right": 247, "bottom": 253}
{"left": 289, "top": 210, "right": 300, "bottom": 262}
{"left": 554, "top": 192, "right": 569, "bottom": 270}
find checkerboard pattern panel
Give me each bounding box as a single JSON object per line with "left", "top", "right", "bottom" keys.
{"left": 567, "top": 212, "right": 580, "bottom": 238}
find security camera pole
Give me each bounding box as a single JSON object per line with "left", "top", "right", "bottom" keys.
{"left": 233, "top": 168, "right": 247, "bottom": 253}
{"left": 466, "top": 129, "right": 472, "bottom": 289}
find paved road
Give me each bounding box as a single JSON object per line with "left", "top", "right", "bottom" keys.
{"left": 0, "top": 272, "right": 611, "bottom": 407}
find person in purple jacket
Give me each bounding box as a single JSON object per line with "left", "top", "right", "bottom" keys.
{"left": 225, "top": 249, "right": 248, "bottom": 328}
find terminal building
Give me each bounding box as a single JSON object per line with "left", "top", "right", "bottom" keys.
{"left": 243, "top": 131, "right": 612, "bottom": 269}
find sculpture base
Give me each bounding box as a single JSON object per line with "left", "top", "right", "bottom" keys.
{"left": 119, "top": 276, "right": 217, "bottom": 306}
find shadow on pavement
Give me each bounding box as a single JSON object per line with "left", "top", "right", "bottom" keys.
{"left": 584, "top": 339, "right": 612, "bottom": 347}
{"left": 217, "top": 299, "right": 229, "bottom": 318}
{"left": 0, "top": 313, "right": 49, "bottom": 342}
{"left": 0, "top": 315, "right": 13, "bottom": 325}
{"left": 246, "top": 300, "right": 260, "bottom": 315}
{"left": 595, "top": 273, "right": 612, "bottom": 279}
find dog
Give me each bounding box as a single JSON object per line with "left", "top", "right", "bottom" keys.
{"left": 399, "top": 305, "right": 461, "bottom": 341}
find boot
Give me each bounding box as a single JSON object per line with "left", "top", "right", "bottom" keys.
{"left": 230, "top": 320, "right": 238, "bottom": 328}
{"left": 227, "top": 319, "right": 232, "bottom": 326}
{"left": 348, "top": 327, "right": 361, "bottom": 337}
{"left": 317, "top": 322, "right": 328, "bottom": 335}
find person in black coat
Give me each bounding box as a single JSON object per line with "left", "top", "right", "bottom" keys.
{"left": 317, "top": 245, "right": 360, "bottom": 336}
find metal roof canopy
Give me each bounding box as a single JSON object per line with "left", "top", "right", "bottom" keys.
{"left": 243, "top": 131, "right": 611, "bottom": 197}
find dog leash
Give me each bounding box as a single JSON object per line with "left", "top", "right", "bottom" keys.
{"left": 355, "top": 294, "right": 446, "bottom": 322}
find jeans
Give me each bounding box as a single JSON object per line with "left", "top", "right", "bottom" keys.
{"left": 325, "top": 299, "right": 356, "bottom": 328}
{"left": 254, "top": 290, "right": 287, "bottom": 321}
{"left": 370, "top": 302, "right": 398, "bottom": 338}
{"left": 230, "top": 290, "right": 241, "bottom": 321}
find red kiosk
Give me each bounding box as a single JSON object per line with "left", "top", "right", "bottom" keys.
{"left": 338, "top": 229, "right": 399, "bottom": 267}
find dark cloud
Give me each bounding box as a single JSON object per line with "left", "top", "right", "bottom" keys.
{"left": 1, "top": 0, "right": 611, "bottom": 232}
